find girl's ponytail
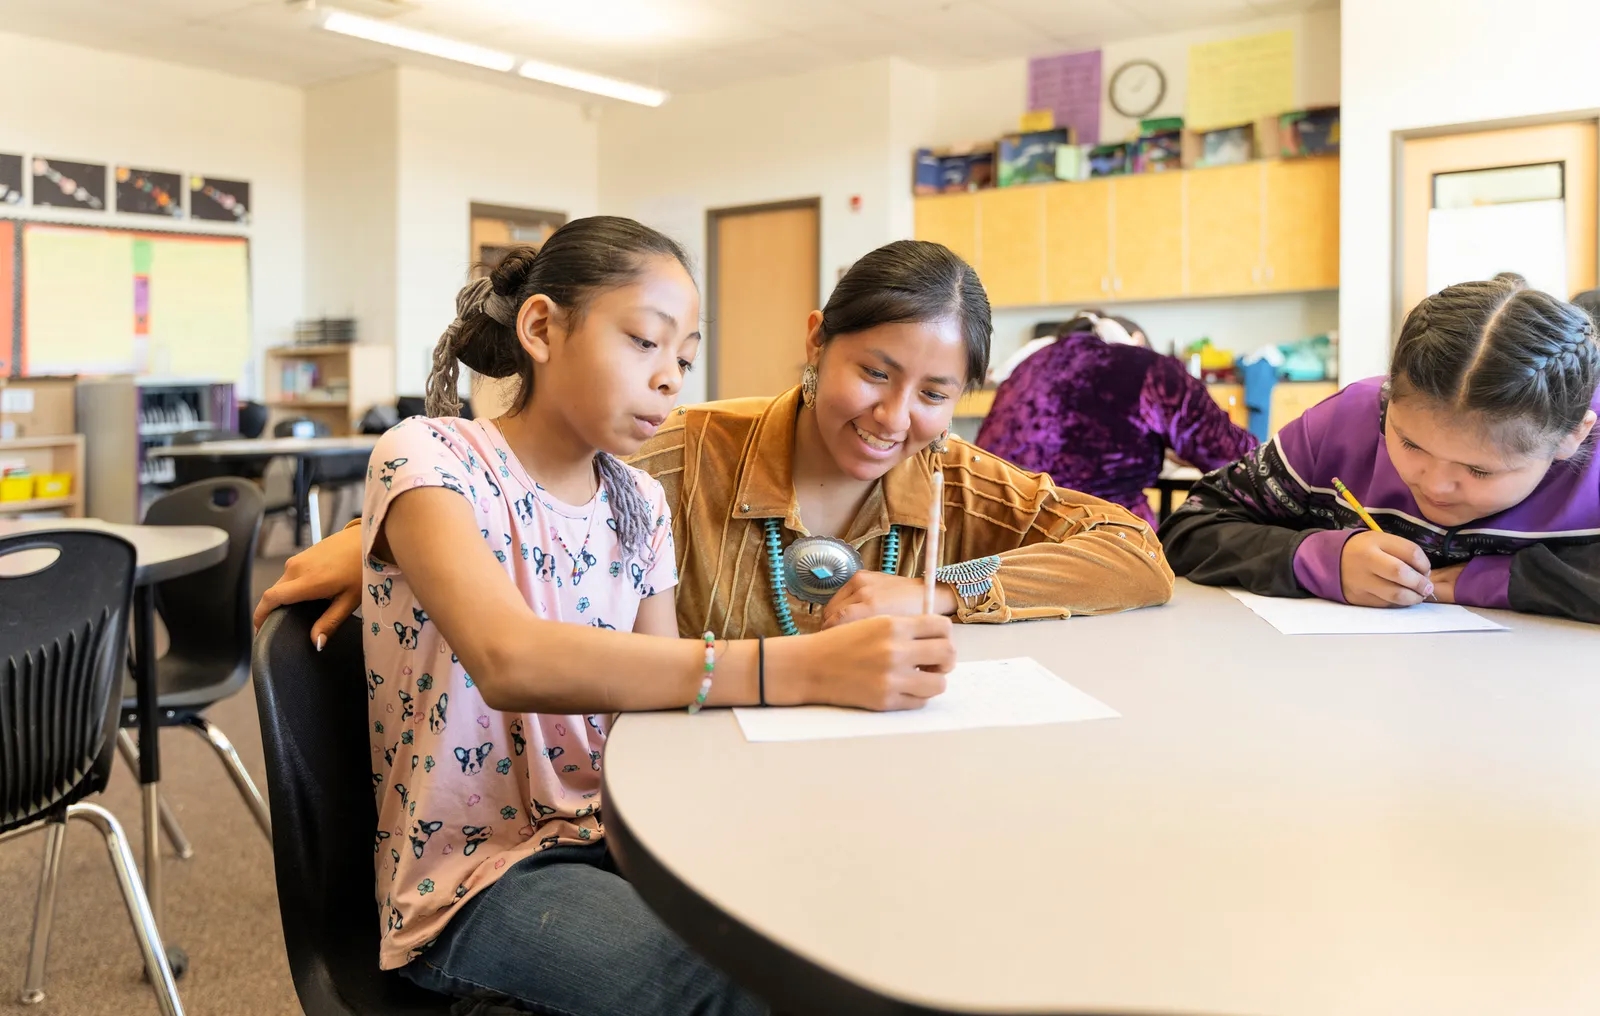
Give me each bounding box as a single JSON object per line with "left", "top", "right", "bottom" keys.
{"left": 425, "top": 246, "right": 539, "bottom": 417}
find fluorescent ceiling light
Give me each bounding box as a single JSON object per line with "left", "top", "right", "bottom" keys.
{"left": 317, "top": 8, "right": 668, "bottom": 107}
{"left": 321, "top": 10, "right": 517, "bottom": 73}
{"left": 517, "top": 59, "right": 668, "bottom": 107}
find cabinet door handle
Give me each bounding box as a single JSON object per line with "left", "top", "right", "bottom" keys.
{"left": 1265, "top": 265, "right": 1275, "bottom": 284}
{"left": 1113, "top": 277, "right": 1123, "bottom": 292}
{"left": 1252, "top": 265, "right": 1262, "bottom": 285}
{"left": 1101, "top": 276, "right": 1109, "bottom": 293}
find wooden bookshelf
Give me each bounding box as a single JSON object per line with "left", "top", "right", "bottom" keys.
{"left": 265, "top": 344, "right": 394, "bottom": 436}
{"left": 0, "top": 435, "right": 86, "bottom": 517}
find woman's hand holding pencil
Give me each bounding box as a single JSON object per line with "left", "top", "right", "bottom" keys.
{"left": 1332, "top": 476, "right": 1436, "bottom": 608}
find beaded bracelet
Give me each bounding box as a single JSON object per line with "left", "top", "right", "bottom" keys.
{"left": 688, "top": 631, "right": 716, "bottom": 714}
{"left": 934, "top": 555, "right": 1002, "bottom": 600}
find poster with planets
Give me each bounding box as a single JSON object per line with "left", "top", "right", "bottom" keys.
{"left": 116, "top": 166, "right": 184, "bottom": 218}
{"left": 32, "top": 157, "right": 107, "bottom": 211}
{"left": 0, "top": 154, "right": 22, "bottom": 205}
{"left": 189, "top": 175, "right": 250, "bottom": 225}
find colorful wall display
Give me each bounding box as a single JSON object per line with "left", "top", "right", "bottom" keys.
{"left": 31, "top": 157, "right": 107, "bottom": 211}
{"left": 117, "top": 166, "right": 184, "bottom": 218}
{"left": 0, "top": 154, "right": 22, "bottom": 206}
{"left": 189, "top": 175, "right": 250, "bottom": 225}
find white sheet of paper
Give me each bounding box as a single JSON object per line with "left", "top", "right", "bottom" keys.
{"left": 1225, "top": 588, "right": 1508, "bottom": 635}
{"left": 733, "top": 657, "right": 1118, "bottom": 743}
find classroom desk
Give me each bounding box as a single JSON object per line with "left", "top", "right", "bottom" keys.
{"left": 603, "top": 580, "right": 1600, "bottom": 1016}
{"left": 149, "top": 435, "right": 379, "bottom": 546}
{"left": 0, "top": 518, "right": 227, "bottom": 976}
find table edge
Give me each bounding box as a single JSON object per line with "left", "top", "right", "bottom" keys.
{"left": 605, "top": 763, "right": 1192, "bottom": 1016}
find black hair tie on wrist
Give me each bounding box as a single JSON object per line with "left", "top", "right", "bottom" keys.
{"left": 757, "top": 636, "right": 766, "bottom": 707}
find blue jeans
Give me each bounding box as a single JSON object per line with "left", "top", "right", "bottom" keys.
{"left": 400, "top": 843, "right": 767, "bottom": 1016}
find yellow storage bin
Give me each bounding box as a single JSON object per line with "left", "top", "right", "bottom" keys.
{"left": 0, "top": 473, "right": 33, "bottom": 502}
{"left": 34, "top": 473, "right": 72, "bottom": 499}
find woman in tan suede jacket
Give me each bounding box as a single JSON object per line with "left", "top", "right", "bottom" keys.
{"left": 256, "top": 240, "right": 1173, "bottom": 644}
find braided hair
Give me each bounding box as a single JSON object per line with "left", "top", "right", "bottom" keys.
{"left": 1390, "top": 272, "right": 1600, "bottom": 456}
{"left": 424, "top": 216, "right": 692, "bottom": 564}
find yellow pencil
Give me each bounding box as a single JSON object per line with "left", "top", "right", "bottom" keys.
{"left": 1331, "top": 476, "right": 1382, "bottom": 533}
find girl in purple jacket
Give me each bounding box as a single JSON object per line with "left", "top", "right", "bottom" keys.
{"left": 1161, "top": 273, "right": 1600, "bottom": 624}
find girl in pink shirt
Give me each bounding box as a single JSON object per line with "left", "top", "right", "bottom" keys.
{"left": 362, "top": 216, "right": 956, "bottom": 1014}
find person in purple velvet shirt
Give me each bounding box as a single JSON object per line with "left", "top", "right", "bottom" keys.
{"left": 1161, "top": 273, "right": 1600, "bottom": 624}
{"left": 976, "top": 311, "right": 1258, "bottom": 526}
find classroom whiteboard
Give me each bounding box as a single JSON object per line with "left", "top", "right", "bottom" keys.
{"left": 21, "top": 223, "right": 250, "bottom": 379}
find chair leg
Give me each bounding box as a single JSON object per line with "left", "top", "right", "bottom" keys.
{"left": 117, "top": 731, "right": 195, "bottom": 860}
{"left": 182, "top": 716, "right": 272, "bottom": 839}
{"left": 19, "top": 821, "right": 67, "bottom": 1005}
{"left": 66, "top": 803, "right": 184, "bottom": 1016}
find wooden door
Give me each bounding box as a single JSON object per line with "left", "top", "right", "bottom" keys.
{"left": 1043, "top": 179, "right": 1113, "bottom": 304}
{"left": 710, "top": 200, "right": 820, "bottom": 400}
{"left": 1111, "top": 173, "right": 1184, "bottom": 300}
{"left": 978, "top": 187, "right": 1045, "bottom": 307}
{"left": 1187, "top": 164, "right": 1263, "bottom": 296}
{"left": 913, "top": 193, "right": 980, "bottom": 267}
{"left": 1263, "top": 158, "right": 1340, "bottom": 292}
{"left": 1399, "top": 121, "right": 1597, "bottom": 326}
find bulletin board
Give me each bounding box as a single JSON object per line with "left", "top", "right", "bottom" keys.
{"left": 20, "top": 223, "right": 250, "bottom": 379}
{"left": 0, "top": 220, "right": 14, "bottom": 375}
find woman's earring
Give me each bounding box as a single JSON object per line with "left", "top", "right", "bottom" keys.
{"left": 801, "top": 364, "right": 819, "bottom": 409}
{"left": 931, "top": 429, "right": 950, "bottom": 454}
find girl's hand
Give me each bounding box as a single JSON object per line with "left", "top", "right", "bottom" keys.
{"left": 1428, "top": 563, "right": 1466, "bottom": 604}
{"left": 1338, "top": 531, "right": 1434, "bottom": 608}
{"left": 252, "top": 522, "right": 366, "bottom": 646}
{"left": 820, "top": 570, "right": 958, "bottom": 628}
{"left": 782, "top": 614, "right": 956, "bottom": 711}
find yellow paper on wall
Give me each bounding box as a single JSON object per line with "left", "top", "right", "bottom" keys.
{"left": 1187, "top": 30, "right": 1295, "bottom": 132}
{"left": 22, "top": 226, "right": 137, "bottom": 373}
{"left": 145, "top": 238, "right": 251, "bottom": 381}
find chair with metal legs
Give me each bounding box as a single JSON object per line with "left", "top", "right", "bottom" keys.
{"left": 1, "top": 530, "right": 184, "bottom": 1015}
{"left": 116, "top": 478, "right": 271, "bottom": 870}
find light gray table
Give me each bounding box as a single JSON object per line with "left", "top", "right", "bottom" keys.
{"left": 603, "top": 580, "right": 1600, "bottom": 1016}
{"left": 0, "top": 517, "right": 227, "bottom": 979}
{"left": 148, "top": 435, "right": 378, "bottom": 545}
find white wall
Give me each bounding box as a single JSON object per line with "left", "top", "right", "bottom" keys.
{"left": 304, "top": 69, "right": 399, "bottom": 367}
{"left": 395, "top": 67, "right": 600, "bottom": 395}
{"left": 600, "top": 58, "right": 906, "bottom": 404}
{"left": 928, "top": 9, "right": 1341, "bottom": 148}
{"left": 0, "top": 31, "right": 305, "bottom": 393}
{"left": 990, "top": 291, "right": 1340, "bottom": 364}
{"left": 1339, "top": 0, "right": 1600, "bottom": 383}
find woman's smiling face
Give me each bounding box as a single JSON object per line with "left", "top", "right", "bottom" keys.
{"left": 805, "top": 312, "right": 970, "bottom": 481}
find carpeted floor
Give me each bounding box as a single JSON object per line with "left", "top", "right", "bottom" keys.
{"left": 0, "top": 555, "right": 304, "bottom": 1016}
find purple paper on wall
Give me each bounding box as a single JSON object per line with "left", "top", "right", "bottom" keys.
{"left": 1027, "top": 50, "right": 1102, "bottom": 147}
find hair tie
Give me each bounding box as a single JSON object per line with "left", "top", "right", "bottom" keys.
{"left": 484, "top": 293, "right": 519, "bottom": 328}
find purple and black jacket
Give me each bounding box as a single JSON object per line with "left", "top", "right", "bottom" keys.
{"left": 1159, "top": 377, "right": 1600, "bottom": 624}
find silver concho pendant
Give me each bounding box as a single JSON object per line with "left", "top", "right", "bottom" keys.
{"left": 782, "top": 536, "right": 863, "bottom": 605}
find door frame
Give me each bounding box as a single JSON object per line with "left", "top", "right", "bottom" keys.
{"left": 704, "top": 197, "right": 822, "bottom": 401}
{"left": 1390, "top": 108, "right": 1600, "bottom": 338}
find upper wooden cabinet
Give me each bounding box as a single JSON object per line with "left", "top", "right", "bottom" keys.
{"left": 912, "top": 192, "right": 979, "bottom": 268}
{"left": 1110, "top": 173, "right": 1184, "bottom": 301}
{"left": 914, "top": 156, "right": 1339, "bottom": 307}
{"left": 1264, "top": 157, "right": 1340, "bottom": 292}
{"left": 1187, "top": 163, "right": 1264, "bottom": 297}
{"left": 1043, "top": 179, "right": 1112, "bottom": 304}
{"left": 977, "top": 187, "right": 1045, "bottom": 307}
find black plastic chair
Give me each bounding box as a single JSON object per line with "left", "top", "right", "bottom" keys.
{"left": 0, "top": 530, "right": 183, "bottom": 1014}
{"left": 168, "top": 428, "right": 262, "bottom": 487}
{"left": 238, "top": 400, "right": 269, "bottom": 439}
{"left": 116, "top": 478, "right": 271, "bottom": 862}
{"left": 253, "top": 604, "right": 453, "bottom": 1015}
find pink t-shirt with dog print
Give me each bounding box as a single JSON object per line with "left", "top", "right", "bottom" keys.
{"left": 360, "top": 415, "right": 675, "bottom": 970}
